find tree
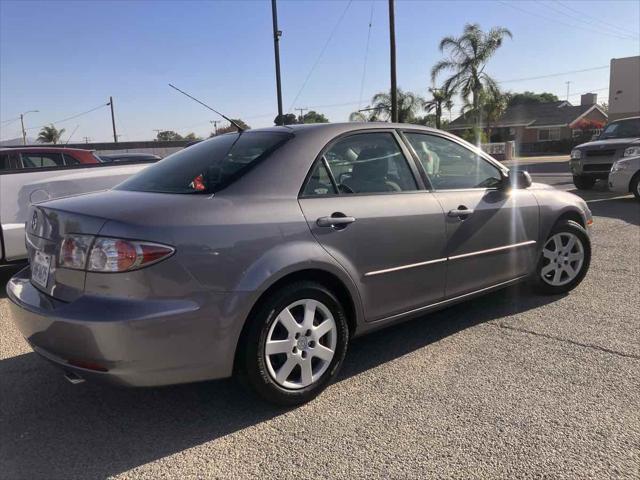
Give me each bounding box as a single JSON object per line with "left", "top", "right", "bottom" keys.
{"left": 506, "top": 91, "right": 559, "bottom": 106}
{"left": 211, "top": 119, "right": 250, "bottom": 136}
{"left": 183, "top": 132, "right": 202, "bottom": 141}
{"left": 431, "top": 23, "right": 512, "bottom": 126}
{"left": 301, "top": 111, "right": 328, "bottom": 124}
{"left": 349, "top": 107, "right": 383, "bottom": 122}
{"left": 461, "top": 90, "right": 508, "bottom": 141}
{"left": 599, "top": 102, "right": 609, "bottom": 113}
{"left": 424, "top": 86, "right": 454, "bottom": 130}
{"left": 37, "top": 124, "right": 66, "bottom": 144}
{"left": 274, "top": 113, "right": 299, "bottom": 126}
{"left": 156, "top": 130, "right": 183, "bottom": 141}
{"left": 350, "top": 89, "right": 424, "bottom": 123}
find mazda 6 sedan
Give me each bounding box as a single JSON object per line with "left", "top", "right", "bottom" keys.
{"left": 7, "top": 123, "right": 593, "bottom": 405}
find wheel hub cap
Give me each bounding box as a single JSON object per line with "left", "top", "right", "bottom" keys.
{"left": 264, "top": 299, "right": 337, "bottom": 390}
{"left": 541, "top": 232, "right": 585, "bottom": 287}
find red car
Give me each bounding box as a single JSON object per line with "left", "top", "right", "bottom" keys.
{"left": 0, "top": 147, "right": 101, "bottom": 171}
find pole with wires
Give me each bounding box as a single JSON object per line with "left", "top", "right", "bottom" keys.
{"left": 108, "top": 96, "right": 118, "bottom": 143}
{"left": 271, "top": 0, "right": 284, "bottom": 125}
{"left": 388, "top": 0, "right": 398, "bottom": 123}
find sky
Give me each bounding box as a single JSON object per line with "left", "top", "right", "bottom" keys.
{"left": 1, "top": 0, "right": 639, "bottom": 143}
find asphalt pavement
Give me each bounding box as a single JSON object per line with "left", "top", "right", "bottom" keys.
{"left": 1, "top": 157, "right": 638, "bottom": 479}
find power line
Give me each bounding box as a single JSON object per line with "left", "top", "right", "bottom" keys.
{"left": 497, "top": 65, "right": 609, "bottom": 84}
{"left": 540, "top": 0, "right": 639, "bottom": 39}
{"left": 499, "top": 1, "right": 638, "bottom": 41}
{"left": 358, "top": 0, "right": 375, "bottom": 110}
{"left": 1, "top": 116, "right": 20, "bottom": 125}
{"left": 27, "top": 103, "right": 109, "bottom": 130}
{"left": 554, "top": 0, "right": 640, "bottom": 37}
{"left": 287, "top": 0, "right": 353, "bottom": 112}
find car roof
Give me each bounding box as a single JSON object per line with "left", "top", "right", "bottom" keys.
{"left": 100, "top": 152, "right": 160, "bottom": 158}
{"left": 0, "top": 146, "right": 95, "bottom": 153}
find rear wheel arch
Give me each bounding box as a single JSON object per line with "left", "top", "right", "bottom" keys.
{"left": 233, "top": 268, "right": 359, "bottom": 374}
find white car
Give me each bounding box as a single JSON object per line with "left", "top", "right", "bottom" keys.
{"left": 609, "top": 155, "right": 640, "bottom": 200}
{"left": 0, "top": 147, "right": 154, "bottom": 264}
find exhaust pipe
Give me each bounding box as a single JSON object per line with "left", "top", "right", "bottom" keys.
{"left": 64, "top": 370, "right": 85, "bottom": 385}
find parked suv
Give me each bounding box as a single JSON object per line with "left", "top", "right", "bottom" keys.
{"left": 570, "top": 116, "right": 640, "bottom": 189}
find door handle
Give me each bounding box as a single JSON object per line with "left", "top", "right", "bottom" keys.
{"left": 447, "top": 206, "right": 474, "bottom": 219}
{"left": 316, "top": 214, "right": 356, "bottom": 228}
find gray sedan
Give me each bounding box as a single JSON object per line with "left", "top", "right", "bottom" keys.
{"left": 7, "top": 123, "right": 593, "bottom": 405}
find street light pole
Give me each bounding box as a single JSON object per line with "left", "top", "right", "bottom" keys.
{"left": 19, "top": 110, "right": 39, "bottom": 145}
{"left": 388, "top": 0, "right": 398, "bottom": 123}
{"left": 271, "top": 0, "right": 284, "bottom": 125}
{"left": 108, "top": 96, "right": 118, "bottom": 143}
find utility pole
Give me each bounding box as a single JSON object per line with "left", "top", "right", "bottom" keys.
{"left": 565, "top": 81, "right": 572, "bottom": 101}
{"left": 210, "top": 120, "right": 221, "bottom": 135}
{"left": 83, "top": 136, "right": 92, "bottom": 144}
{"left": 108, "top": 96, "right": 118, "bottom": 142}
{"left": 19, "top": 110, "right": 38, "bottom": 145}
{"left": 271, "top": 0, "right": 284, "bottom": 125}
{"left": 388, "top": 0, "right": 398, "bottom": 123}
{"left": 295, "top": 107, "right": 307, "bottom": 123}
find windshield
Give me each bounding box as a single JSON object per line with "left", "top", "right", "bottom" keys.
{"left": 116, "top": 131, "right": 290, "bottom": 194}
{"left": 599, "top": 118, "right": 640, "bottom": 140}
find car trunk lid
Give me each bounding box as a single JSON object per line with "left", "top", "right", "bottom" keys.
{"left": 26, "top": 204, "right": 107, "bottom": 301}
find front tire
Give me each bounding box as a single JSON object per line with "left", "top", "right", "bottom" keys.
{"left": 630, "top": 172, "right": 640, "bottom": 201}
{"left": 532, "top": 219, "right": 591, "bottom": 295}
{"left": 240, "top": 281, "right": 349, "bottom": 406}
{"left": 573, "top": 175, "right": 596, "bottom": 190}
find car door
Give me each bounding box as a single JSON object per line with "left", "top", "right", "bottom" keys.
{"left": 402, "top": 131, "right": 539, "bottom": 298}
{"left": 298, "top": 130, "right": 447, "bottom": 322}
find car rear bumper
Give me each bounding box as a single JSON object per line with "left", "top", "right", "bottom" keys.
{"left": 6, "top": 267, "right": 250, "bottom": 387}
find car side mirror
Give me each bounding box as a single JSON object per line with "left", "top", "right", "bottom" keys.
{"left": 503, "top": 170, "right": 532, "bottom": 189}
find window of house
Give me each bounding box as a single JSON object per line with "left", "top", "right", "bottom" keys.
{"left": 304, "top": 132, "right": 418, "bottom": 195}
{"left": 404, "top": 132, "right": 503, "bottom": 190}
{"left": 538, "top": 128, "right": 561, "bottom": 141}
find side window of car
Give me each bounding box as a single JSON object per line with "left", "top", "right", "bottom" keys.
{"left": 404, "top": 133, "right": 503, "bottom": 190}
{"left": 302, "top": 161, "right": 337, "bottom": 196}
{"left": 315, "top": 132, "right": 418, "bottom": 195}
{"left": 20, "top": 153, "right": 65, "bottom": 169}
{"left": 63, "top": 153, "right": 80, "bottom": 165}
{"left": 0, "top": 153, "right": 11, "bottom": 171}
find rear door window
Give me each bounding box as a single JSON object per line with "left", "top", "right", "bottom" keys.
{"left": 63, "top": 153, "right": 81, "bottom": 165}
{"left": 20, "top": 152, "right": 65, "bottom": 169}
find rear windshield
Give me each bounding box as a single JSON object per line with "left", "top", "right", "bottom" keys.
{"left": 116, "top": 132, "right": 290, "bottom": 194}
{"left": 599, "top": 118, "right": 640, "bottom": 139}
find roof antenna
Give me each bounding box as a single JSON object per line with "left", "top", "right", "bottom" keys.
{"left": 168, "top": 84, "right": 244, "bottom": 132}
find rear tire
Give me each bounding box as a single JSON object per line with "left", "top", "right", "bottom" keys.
{"left": 239, "top": 281, "right": 349, "bottom": 406}
{"left": 573, "top": 175, "right": 595, "bottom": 190}
{"left": 630, "top": 173, "right": 640, "bottom": 201}
{"left": 532, "top": 219, "right": 591, "bottom": 295}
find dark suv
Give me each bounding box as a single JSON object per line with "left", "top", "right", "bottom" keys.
{"left": 569, "top": 116, "right": 640, "bottom": 189}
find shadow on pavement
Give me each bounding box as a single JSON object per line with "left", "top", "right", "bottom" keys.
{"left": 1, "top": 284, "right": 561, "bottom": 479}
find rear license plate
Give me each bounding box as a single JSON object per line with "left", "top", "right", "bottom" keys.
{"left": 31, "top": 251, "right": 51, "bottom": 289}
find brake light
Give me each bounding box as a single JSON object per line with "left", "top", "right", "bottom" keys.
{"left": 58, "top": 235, "right": 174, "bottom": 272}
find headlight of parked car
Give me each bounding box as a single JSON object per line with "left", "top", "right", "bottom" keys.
{"left": 610, "top": 160, "right": 629, "bottom": 173}
{"left": 570, "top": 149, "right": 582, "bottom": 160}
{"left": 623, "top": 146, "right": 640, "bottom": 157}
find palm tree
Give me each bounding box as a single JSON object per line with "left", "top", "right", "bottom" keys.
{"left": 461, "top": 90, "right": 507, "bottom": 141}
{"left": 350, "top": 89, "right": 424, "bottom": 123}
{"left": 431, "top": 24, "right": 512, "bottom": 126}
{"left": 37, "top": 124, "right": 66, "bottom": 144}
{"left": 424, "top": 86, "right": 454, "bottom": 130}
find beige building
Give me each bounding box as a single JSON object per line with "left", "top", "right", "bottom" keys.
{"left": 608, "top": 56, "right": 640, "bottom": 121}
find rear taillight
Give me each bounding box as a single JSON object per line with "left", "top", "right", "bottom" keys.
{"left": 58, "top": 235, "right": 174, "bottom": 272}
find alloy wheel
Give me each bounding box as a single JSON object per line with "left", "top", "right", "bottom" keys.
{"left": 264, "top": 299, "right": 337, "bottom": 390}
{"left": 540, "top": 232, "right": 585, "bottom": 286}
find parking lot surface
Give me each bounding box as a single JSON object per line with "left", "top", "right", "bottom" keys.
{"left": 1, "top": 164, "right": 638, "bottom": 479}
